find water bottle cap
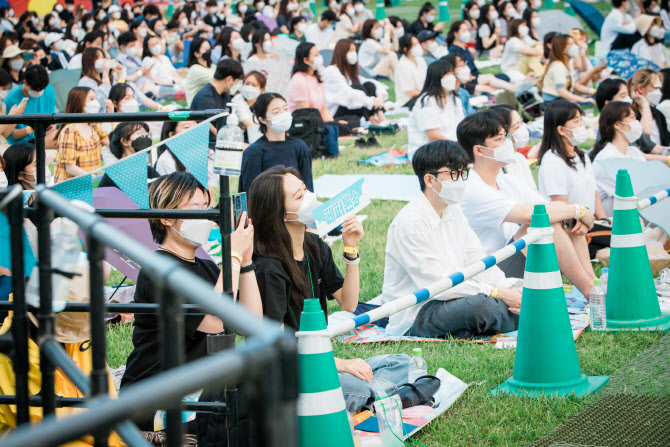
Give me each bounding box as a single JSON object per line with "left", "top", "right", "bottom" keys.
{"left": 601, "top": 268, "right": 608, "bottom": 273}
{"left": 412, "top": 348, "right": 422, "bottom": 356}
{"left": 593, "top": 279, "right": 601, "bottom": 285}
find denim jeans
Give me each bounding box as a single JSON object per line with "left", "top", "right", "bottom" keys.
{"left": 339, "top": 354, "right": 411, "bottom": 413}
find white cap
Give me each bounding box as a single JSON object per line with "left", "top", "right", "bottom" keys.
{"left": 108, "top": 5, "right": 121, "bottom": 14}
{"left": 45, "top": 32, "right": 64, "bottom": 49}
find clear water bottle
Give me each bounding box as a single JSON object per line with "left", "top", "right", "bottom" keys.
{"left": 213, "top": 103, "right": 244, "bottom": 176}
{"left": 600, "top": 268, "right": 608, "bottom": 294}
{"left": 25, "top": 218, "right": 82, "bottom": 312}
{"left": 408, "top": 348, "right": 428, "bottom": 383}
{"left": 589, "top": 279, "right": 607, "bottom": 331}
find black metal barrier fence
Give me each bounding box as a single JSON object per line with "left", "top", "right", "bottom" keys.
{"left": 0, "top": 111, "right": 299, "bottom": 447}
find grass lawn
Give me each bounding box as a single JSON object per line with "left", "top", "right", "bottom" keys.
{"left": 103, "top": 2, "right": 667, "bottom": 445}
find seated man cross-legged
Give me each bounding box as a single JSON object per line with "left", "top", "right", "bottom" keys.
{"left": 456, "top": 111, "right": 599, "bottom": 298}
{"left": 381, "top": 140, "right": 522, "bottom": 339}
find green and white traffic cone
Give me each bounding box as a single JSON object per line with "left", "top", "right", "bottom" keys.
{"left": 545, "top": 0, "right": 555, "bottom": 9}
{"left": 375, "top": 0, "right": 386, "bottom": 20}
{"left": 564, "top": 1, "right": 576, "bottom": 16}
{"left": 297, "top": 299, "right": 355, "bottom": 447}
{"left": 439, "top": 0, "right": 450, "bottom": 22}
{"left": 490, "top": 205, "right": 609, "bottom": 398}
{"left": 605, "top": 169, "right": 670, "bottom": 331}
{"left": 390, "top": 0, "right": 401, "bottom": 7}
{"left": 309, "top": 0, "right": 316, "bottom": 16}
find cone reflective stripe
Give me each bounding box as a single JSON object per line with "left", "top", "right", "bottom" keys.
{"left": 490, "top": 205, "right": 609, "bottom": 397}
{"left": 605, "top": 169, "right": 670, "bottom": 331}
{"left": 375, "top": 0, "right": 386, "bottom": 20}
{"left": 439, "top": 0, "right": 450, "bottom": 22}
{"left": 297, "top": 299, "right": 355, "bottom": 447}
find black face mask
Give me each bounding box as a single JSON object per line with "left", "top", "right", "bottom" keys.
{"left": 25, "top": 20, "right": 33, "bottom": 28}
{"left": 40, "top": 57, "right": 49, "bottom": 67}
{"left": 201, "top": 50, "right": 212, "bottom": 65}
{"left": 131, "top": 135, "right": 152, "bottom": 151}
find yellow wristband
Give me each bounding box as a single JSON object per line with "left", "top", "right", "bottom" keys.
{"left": 578, "top": 204, "right": 586, "bottom": 219}
{"left": 343, "top": 246, "right": 359, "bottom": 255}
{"left": 231, "top": 251, "right": 243, "bottom": 264}
{"left": 491, "top": 287, "right": 498, "bottom": 298}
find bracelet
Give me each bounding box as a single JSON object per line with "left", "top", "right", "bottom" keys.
{"left": 578, "top": 204, "right": 586, "bottom": 219}
{"left": 240, "top": 262, "right": 256, "bottom": 274}
{"left": 573, "top": 204, "right": 581, "bottom": 220}
{"left": 343, "top": 246, "right": 359, "bottom": 255}
{"left": 491, "top": 287, "right": 498, "bottom": 298}
{"left": 231, "top": 262, "right": 241, "bottom": 273}
{"left": 231, "top": 251, "right": 243, "bottom": 264}
{"left": 342, "top": 254, "right": 360, "bottom": 266}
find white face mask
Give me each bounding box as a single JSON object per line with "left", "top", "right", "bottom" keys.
{"left": 311, "top": 54, "right": 324, "bottom": 70}
{"left": 10, "top": 59, "right": 24, "bottom": 72}
{"left": 84, "top": 100, "right": 99, "bottom": 114}
{"left": 137, "top": 27, "right": 148, "bottom": 38}
{"left": 172, "top": 219, "right": 213, "bottom": 247}
{"left": 239, "top": 4, "right": 248, "bottom": 14}
{"left": 567, "top": 44, "right": 580, "bottom": 58}
{"left": 346, "top": 51, "right": 358, "bottom": 65}
{"left": 86, "top": 20, "right": 95, "bottom": 29}
{"left": 470, "top": 9, "right": 480, "bottom": 20}
{"left": 297, "top": 22, "right": 307, "bottom": 33}
{"left": 232, "top": 37, "right": 246, "bottom": 51}
{"left": 257, "top": 2, "right": 266, "bottom": 9}
{"left": 180, "top": 17, "right": 189, "bottom": 27}
{"left": 652, "top": 6, "right": 661, "bottom": 13}
{"left": 20, "top": 171, "right": 36, "bottom": 189}
{"left": 650, "top": 26, "right": 665, "bottom": 40}
{"left": 441, "top": 74, "right": 457, "bottom": 92}
{"left": 108, "top": 22, "right": 117, "bottom": 33}
{"left": 511, "top": 124, "right": 529, "bottom": 148}
{"left": 0, "top": 89, "right": 8, "bottom": 101}
{"left": 425, "top": 14, "right": 435, "bottom": 23}
{"left": 241, "top": 84, "right": 260, "bottom": 100}
{"left": 480, "top": 138, "right": 516, "bottom": 164}
{"left": 563, "top": 125, "right": 587, "bottom": 146}
{"left": 621, "top": 96, "right": 633, "bottom": 104}
{"left": 432, "top": 176, "right": 465, "bottom": 206}
{"left": 230, "top": 80, "right": 242, "bottom": 95}
{"left": 518, "top": 25, "right": 529, "bottom": 38}
{"left": 210, "top": 7, "right": 218, "bottom": 14}
{"left": 126, "top": 47, "right": 137, "bottom": 57}
{"left": 55, "top": 4, "right": 63, "bottom": 12}
{"left": 618, "top": 120, "right": 643, "bottom": 143}
{"left": 518, "top": 1, "right": 528, "bottom": 11}
{"left": 411, "top": 44, "right": 424, "bottom": 58}
{"left": 150, "top": 44, "right": 162, "bottom": 56}
{"left": 373, "top": 27, "right": 383, "bottom": 40}
{"left": 478, "top": 0, "right": 486, "bottom": 6}
{"left": 112, "top": 11, "right": 121, "bottom": 20}
{"left": 285, "top": 191, "right": 320, "bottom": 226}
{"left": 262, "top": 40, "right": 272, "bottom": 53}
{"left": 531, "top": 17, "right": 541, "bottom": 28}
{"left": 262, "top": 5, "right": 274, "bottom": 17}
{"left": 94, "top": 58, "right": 105, "bottom": 73}
{"left": 288, "top": 2, "right": 299, "bottom": 11}
{"left": 27, "top": 88, "right": 43, "bottom": 98}
{"left": 268, "top": 111, "right": 293, "bottom": 133}
{"left": 120, "top": 99, "right": 139, "bottom": 113}
{"left": 427, "top": 41, "right": 439, "bottom": 54}
{"left": 490, "top": 10, "right": 499, "bottom": 21}
{"left": 355, "top": 4, "right": 364, "bottom": 12}
{"left": 459, "top": 31, "right": 471, "bottom": 42}
{"left": 395, "top": 27, "right": 405, "bottom": 38}
{"left": 532, "top": 0, "right": 541, "bottom": 8}
{"left": 457, "top": 66, "right": 471, "bottom": 82}
{"left": 647, "top": 88, "right": 663, "bottom": 106}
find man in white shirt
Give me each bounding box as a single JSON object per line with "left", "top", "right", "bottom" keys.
{"left": 305, "top": 10, "right": 338, "bottom": 50}
{"left": 601, "top": 0, "right": 639, "bottom": 54}
{"left": 381, "top": 140, "right": 522, "bottom": 338}
{"left": 457, "top": 111, "right": 599, "bottom": 297}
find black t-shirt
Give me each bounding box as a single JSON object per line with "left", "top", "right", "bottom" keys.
{"left": 191, "top": 83, "right": 231, "bottom": 143}
{"left": 254, "top": 233, "right": 344, "bottom": 331}
{"left": 120, "top": 251, "right": 220, "bottom": 389}
{"left": 99, "top": 166, "right": 161, "bottom": 189}
{"left": 408, "top": 19, "right": 434, "bottom": 36}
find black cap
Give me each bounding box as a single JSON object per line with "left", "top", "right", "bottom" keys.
{"left": 417, "top": 30, "right": 440, "bottom": 42}
{"left": 321, "top": 10, "right": 339, "bottom": 22}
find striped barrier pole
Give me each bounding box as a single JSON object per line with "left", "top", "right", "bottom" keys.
{"left": 327, "top": 227, "right": 550, "bottom": 338}
{"left": 491, "top": 204, "right": 609, "bottom": 398}
{"left": 605, "top": 170, "right": 670, "bottom": 331}
{"left": 637, "top": 186, "right": 670, "bottom": 210}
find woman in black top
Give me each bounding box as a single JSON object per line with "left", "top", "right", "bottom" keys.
{"left": 99, "top": 122, "right": 160, "bottom": 189}
{"left": 238, "top": 93, "right": 312, "bottom": 194}
{"left": 120, "top": 172, "right": 261, "bottom": 430}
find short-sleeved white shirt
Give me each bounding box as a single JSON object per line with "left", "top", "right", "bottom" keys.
{"left": 538, "top": 150, "right": 597, "bottom": 212}
{"left": 407, "top": 94, "right": 464, "bottom": 159}
{"left": 358, "top": 38, "right": 382, "bottom": 71}
{"left": 461, "top": 169, "right": 547, "bottom": 254}
{"left": 501, "top": 37, "right": 524, "bottom": 73}
{"left": 592, "top": 142, "right": 647, "bottom": 215}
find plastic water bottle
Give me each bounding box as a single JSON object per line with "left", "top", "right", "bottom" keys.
{"left": 600, "top": 268, "right": 608, "bottom": 294}
{"left": 213, "top": 103, "right": 244, "bottom": 176}
{"left": 26, "top": 218, "right": 82, "bottom": 312}
{"left": 408, "top": 348, "right": 428, "bottom": 382}
{"left": 589, "top": 279, "right": 607, "bottom": 331}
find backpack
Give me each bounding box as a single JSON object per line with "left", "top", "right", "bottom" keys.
{"left": 288, "top": 108, "right": 329, "bottom": 158}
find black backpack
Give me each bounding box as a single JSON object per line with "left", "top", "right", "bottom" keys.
{"left": 288, "top": 108, "right": 328, "bottom": 158}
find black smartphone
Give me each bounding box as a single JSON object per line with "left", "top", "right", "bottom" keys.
{"left": 233, "top": 192, "right": 247, "bottom": 229}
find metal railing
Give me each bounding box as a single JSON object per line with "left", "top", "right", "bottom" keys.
{"left": 0, "top": 111, "right": 299, "bottom": 447}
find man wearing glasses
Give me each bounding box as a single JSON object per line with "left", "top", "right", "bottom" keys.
{"left": 457, "top": 111, "right": 598, "bottom": 298}
{"left": 381, "top": 140, "right": 523, "bottom": 339}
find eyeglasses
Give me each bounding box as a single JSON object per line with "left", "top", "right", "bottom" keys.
{"left": 432, "top": 168, "right": 470, "bottom": 181}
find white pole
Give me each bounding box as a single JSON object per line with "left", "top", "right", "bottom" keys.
{"left": 637, "top": 187, "right": 670, "bottom": 210}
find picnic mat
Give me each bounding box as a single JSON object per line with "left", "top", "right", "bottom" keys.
{"left": 314, "top": 175, "right": 419, "bottom": 201}
{"left": 331, "top": 289, "right": 590, "bottom": 349}
{"left": 358, "top": 148, "right": 409, "bottom": 167}
{"left": 355, "top": 368, "right": 467, "bottom": 444}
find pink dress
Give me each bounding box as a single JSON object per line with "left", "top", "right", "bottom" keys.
{"left": 287, "top": 71, "right": 327, "bottom": 121}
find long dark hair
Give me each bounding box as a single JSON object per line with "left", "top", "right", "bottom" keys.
{"left": 538, "top": 100, "right": 586, "bottom": 169}
{"left": 292, "top": 41, "right": 321, "bottom": 82}
{"left": 216, "top": 27, "right": 242, "bottom": 61}
{"left": 110, "top": 122, "right": 150, "bottom": 159}
{"left": 3, "top": 143, "right": 35, "bottom": 186}
{"left": 446, "top": 20, "right": 466, "bottom": 46}
{"left": 249, "top": 28, "right": 269, "bottom": 57}
{"left": 248, "top": 165, "right": 321, "bottom": 305}
{"left": 412, "top": 60, "right": 455, "bottom": 110}
{"left": 157, "top": 109, "right": 191, "bottom": 171}
{"left": 591, "top": 101, "right": 634, "bottom": 160}
{"left": 250, "top": 92, "right": 285, "bottom": 134}
{"left": 187, "top": 36, "right": 210, "bottom": 68}
{"left": 330, "top": 39, "right": 359, "bottom": 83}
{"left": 595, "top": 77, "right": 626, "bottom": 111}
{"left": 109, "top": 83, "right": 133, "bottom": 111}
{"left": 81, "top": 47, "right": 103, "bottom": 84}
{"left": 660, "top": 68, "right": 670, "bottom": 102}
